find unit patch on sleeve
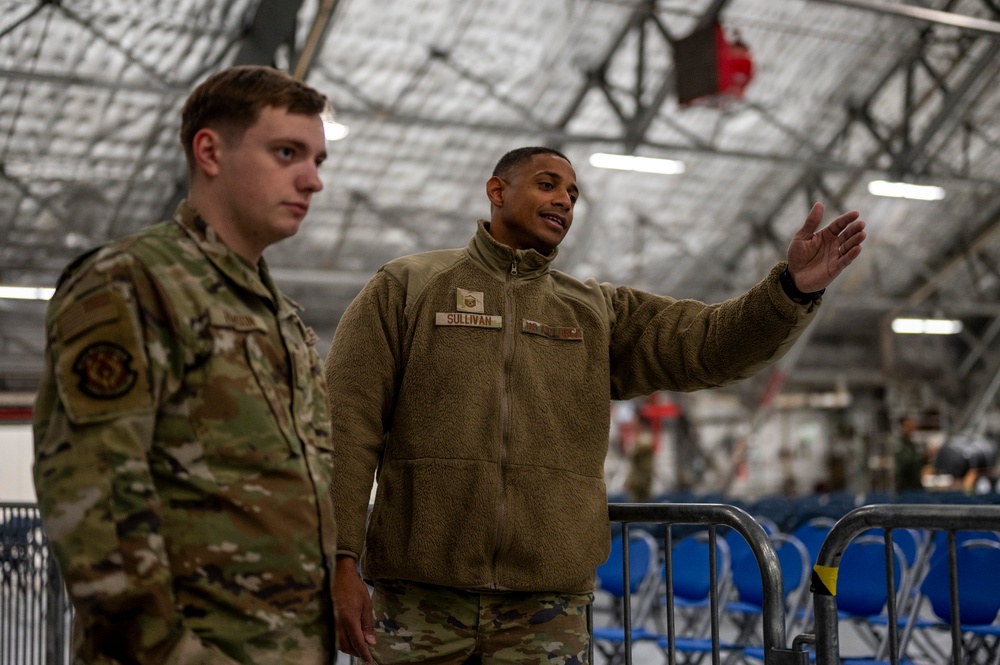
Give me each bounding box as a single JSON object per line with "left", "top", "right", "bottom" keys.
{"left": 456, "top": 288, "right": 485, "bottom": 313}
{"left": 72, "top": 342, "right": 139, "bottom": 399}
{"left": 521, "top": 319, "right": 584, "bottom": 341}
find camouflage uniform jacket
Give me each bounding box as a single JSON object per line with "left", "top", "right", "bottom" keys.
{"left": 325, "top": 219, "right": 818, "bottom": 594}
{"left": 33, "top": 202, "right": 338, "bottom": 665}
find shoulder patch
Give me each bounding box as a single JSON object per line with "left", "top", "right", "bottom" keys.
{"left": 51, "top": 284, "right": 153, "bottom": 424}
{"left": 72, "top": 342, "right": 138, "bottom": 399}
{"left": 58, "top": 291, "right": 118, "bottom": 341}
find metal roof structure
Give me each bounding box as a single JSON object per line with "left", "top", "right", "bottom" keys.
{"left": 3, "top": 0, "right": 1000, "bottom": 429}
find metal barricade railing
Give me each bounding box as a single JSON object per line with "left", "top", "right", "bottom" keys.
{"left": 808, "top": 503, "right": 1000, "bottom": 665}
{"left": 1, "top": 502, "right": 72, "bottom": 665}
{"left": 603, "top": 502, "right": 810, "bottom": 665}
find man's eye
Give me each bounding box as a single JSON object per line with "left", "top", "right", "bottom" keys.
{"left": 278, "top": 147, "right": 294, "bottom": 159}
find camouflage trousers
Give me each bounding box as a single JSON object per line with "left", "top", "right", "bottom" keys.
{"left": 370, "top": 580, "right": 593, "bottom": 664}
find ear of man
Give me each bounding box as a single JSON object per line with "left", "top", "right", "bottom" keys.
{"left": 191, "top": 128, "right": 224, "bottom": 179}
{"left": 486, "top": 175, "right": 505, "bottom": 208}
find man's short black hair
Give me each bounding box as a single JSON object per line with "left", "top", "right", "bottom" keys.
{"left": 492, "top": 146, "right": 571, "bottom": 179}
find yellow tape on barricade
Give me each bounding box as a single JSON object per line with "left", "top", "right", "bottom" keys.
{"left": 812, "top": 564, "right": 838, "bottom": 596}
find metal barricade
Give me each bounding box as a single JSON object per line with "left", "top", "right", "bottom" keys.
{"left": 1, "top": 502, "right": 72, "bottom": 665}
{"left": 602, "top": 502, "right": 810, "bottom": 665}
{"left": 808, "top": 503, "right": 1000, "bottom": 665}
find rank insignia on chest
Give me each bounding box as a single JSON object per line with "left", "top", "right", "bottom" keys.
{"left": 72, "top": 342, "right": 139, "bottom": 399}
{"left": 456, "top": 288, "right": 485, "bottom": 313}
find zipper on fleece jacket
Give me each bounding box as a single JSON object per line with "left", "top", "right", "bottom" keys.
{"left": 491, "top": 256, "right": 519, "bottom": 587}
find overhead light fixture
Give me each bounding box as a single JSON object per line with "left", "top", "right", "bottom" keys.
{"left": 589, "top": 152, "right": 685, "bottom": 175}
{"left": 868, "top": 180, "right": 945, "bottom": 201}
{"left": 0, "top": 286, "right": 55, "bottom": 301}
{"left": 891, "top": 317, "right": 962, "bottom": 335}
{"left": 323, "top": 118, "right": 349, "bottom": 141}
{"left": 321, "top": 106, "right": 349, "bottom": 141}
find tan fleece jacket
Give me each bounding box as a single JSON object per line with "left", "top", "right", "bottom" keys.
{"left": 325, "top": 220, "right": 817, "bottom": 594}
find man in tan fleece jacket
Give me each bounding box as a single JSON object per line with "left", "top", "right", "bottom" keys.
{"left": 325, "top": 146, "right": 866, "bottom": 664}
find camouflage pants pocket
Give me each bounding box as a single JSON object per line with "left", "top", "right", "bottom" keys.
{"left": 371, "top": 581, "right": 592, "bottom": 665}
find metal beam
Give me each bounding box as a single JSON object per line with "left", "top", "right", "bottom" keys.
{"left": 234, "top": 0, "right": 306, "bottom": 67}
{"left": 327, "top": 107, "right": 1000, "bottom": 184}
{"left": 554, "top": 0, "right": 732, "bottom": 147}
{"left": 811, "top": 0, "right": 1000, "bottom": 36}
{"left": 292, "top": 0, "right": 342, "bottom": 80}
{"left": 894, "top": 39, "right": 1000, "bottom": 175}
{"left": 896, "top": 196, "right": 1000, "bottom": 311}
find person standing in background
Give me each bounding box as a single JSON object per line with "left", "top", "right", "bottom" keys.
{"left": 625, "top": 415, "right": 656, "bottom": 502}
{"left": 893, "top": 415, "right": 926, "bottom": 493}
{"left": 32, "top": 65, "right": 339, "bottom": 665}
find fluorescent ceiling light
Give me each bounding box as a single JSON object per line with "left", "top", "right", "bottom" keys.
{"left": 0, "top": 286, "right": 55, "bottom": 301}
{"left": 323, "top": 119, "right": 349, "bottom": 141}
{"left": 321, "top": 107, "right": 348, "bottom": 141}
{"left": 868, "top": 180, "right": 945, "bottom": 201}
{"left": 589, "top": 152, "right": 685, "bottom": 175}
{"left": 891, "top": 317, "right": 962, "bottom": 335}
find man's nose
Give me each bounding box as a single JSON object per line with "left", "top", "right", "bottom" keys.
{"left": 300, "top": 164, "right": 323, "bottom": 193}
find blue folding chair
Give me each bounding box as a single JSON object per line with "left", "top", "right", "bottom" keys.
{"left": 592, "top": 529, "right": 660, "bottom": 663}
{"left": 596, "top": 530, "right": 739, "bottom": 663}
{"left": 916, "top": 538, "right": 1000, "bottom": 665}
{"left": 792, "top": 517, "right": 836, "bottom": 566}
{"left": 749, "top": 494, "right": 794, "bottom": 533}
{"left": 726, "top": 532, "right": 811, "bottom": 659}
{"left": 652, "top": 531, "right": 739, "bottom": 662}
{"left": 834, "top": 535, "right": 907, "bottom": 659}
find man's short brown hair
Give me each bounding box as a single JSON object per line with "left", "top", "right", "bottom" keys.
{"left": 179, "top": 65, "right": 328, "bottom": 170}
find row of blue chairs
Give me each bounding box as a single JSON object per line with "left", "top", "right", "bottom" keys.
{"left": 609, "top": 488, "right": 1000, "bottom": 535}
{"left": 593, "top": 509, "right": 1000, "bottom": 664}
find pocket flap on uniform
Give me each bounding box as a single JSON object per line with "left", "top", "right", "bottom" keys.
{"left": 208, "top": 307, "right": 267, "bottom": 332}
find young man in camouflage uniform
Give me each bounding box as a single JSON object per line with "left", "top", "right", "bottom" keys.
{"left": 325, "top": 146, "right": 867, "bottom": 664}
{"left": 32, "top": 65, "right": 338, "bottom": 665}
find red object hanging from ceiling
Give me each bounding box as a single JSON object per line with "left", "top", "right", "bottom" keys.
{"left": 674, "top": 20, "right": 754, "bottom": 107}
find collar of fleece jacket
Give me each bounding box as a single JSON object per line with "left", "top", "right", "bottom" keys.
{"left": 469, "top": 219, "right": 557, "bottom": 280}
